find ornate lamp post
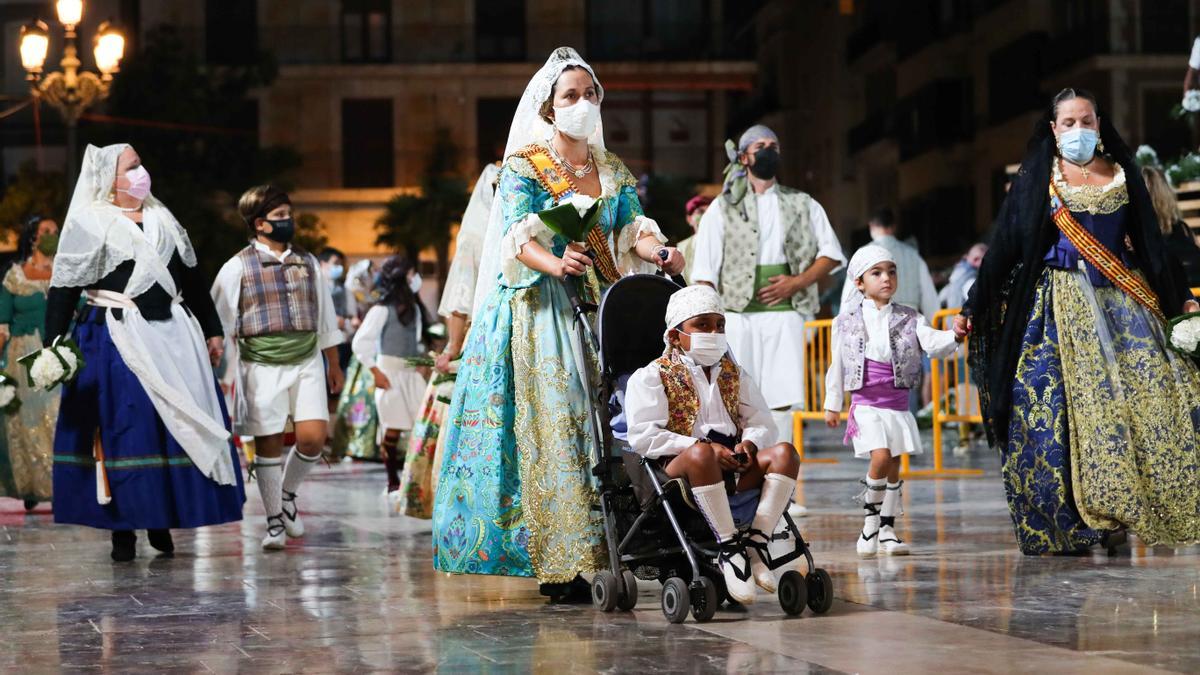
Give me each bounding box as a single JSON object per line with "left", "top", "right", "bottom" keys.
{"left": 19, "top": 0, "right": 125, "bottom": 183}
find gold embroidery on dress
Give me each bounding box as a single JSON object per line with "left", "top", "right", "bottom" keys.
{"left": 656, "top": 353, "right": 741, "bottom": 436}
{"left": 511, "top": 285, "right": 606, "bottom": 582}
{"left": 1052, "top": 161, "right": 1129, "bottom": 215}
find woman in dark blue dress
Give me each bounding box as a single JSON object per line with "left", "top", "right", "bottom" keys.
{"left": 44, "top": 143, "right": 243, "bottom": 561}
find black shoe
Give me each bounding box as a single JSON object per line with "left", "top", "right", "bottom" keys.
{"left": 23, "top": 499, "right": 37, "bottom": 511}
{"left": 147, "top": 529, "right": 174, "bottom": 555}
{"left": 111, "top": 530, "right": 136, "bottom": 562}
{"left": 540, "top": 575, "right": 593, "bottom": 604}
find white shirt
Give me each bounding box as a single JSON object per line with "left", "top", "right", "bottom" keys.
{"left": 625, "top": 354, "right": 778, "bottom": 459}
{"left": 351, "top": 304, "right": 422, "bottom": 369}
{"left": 823, "top": 301, "right": 959, "bottom": 412}
{"left": 843, "top": 235, "right": 939, "bottom": 319}
{"left": 1190, "top": 36, "right": 1200, "bottom": 70}
{"left": 691, "top": 186, "right": 847, "bottom": 289}
{"left": 211, "top": 241, "right": 343, "bottom": 351}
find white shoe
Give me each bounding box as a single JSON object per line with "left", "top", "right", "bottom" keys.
{"left": 747, "top": 533, "right": 777, "bottom": 593}
{"left": 262, "top": 515, "right": 287, "bottom": 551}
{"left": 281, "top": 490, "right": 304, "bottom": 538}
{"left": 720, "top": 548, "right": 757, "bottom": 604}
{"left": 385, "top": 489, "right": 403, "bottom": 514}
{"left": 879, "top": 526, "right": 910, "bottom": 555}
{"left": 857, "top": 514, "right": 880, "bottom": 558}
{"left": 786, "top": 503, "right": 808, "bottom": 519}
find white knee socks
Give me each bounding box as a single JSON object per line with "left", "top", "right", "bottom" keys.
{"left": 748, "top": 473, "right": 796, "bottom": 592}
{"left": 256, "top": 456, "right": 283, "bottom": 517}
{"left": 692, "top": 481, "right": 756, "bottom": 604}
{"left": 282, "top": 447, "right": 320, "bottom": 495}
{"left": 880, "top": 481, "right": 902, "bottom": 526}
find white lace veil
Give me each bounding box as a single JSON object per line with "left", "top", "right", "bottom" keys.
{"left": 53, "top": 143, "right": 198, "bottom": 297}
{"left": 471, "top": 47, "right": 606, "bottom": 319}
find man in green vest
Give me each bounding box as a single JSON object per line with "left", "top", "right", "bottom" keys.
{"left": 692, "top": 124, "right": 845, "bottom": 476}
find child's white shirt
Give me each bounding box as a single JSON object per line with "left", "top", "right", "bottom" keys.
{"left": 823, "top": 301, "right": 958, "bottom": 413}
{"left": 625, "top": 353, "right": 777, "bottom": 459}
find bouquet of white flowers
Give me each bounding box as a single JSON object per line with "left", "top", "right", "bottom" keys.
{"left": 1184, "top": 90, "right": 1200, "bottom": 113}
{"left": 0, "top": 372, "right": 21, "bottom": 415}
{"left": 19, "top": 336, "right": 85, "bottom": 391}
{"left": 1167, "top": 312, "right": 1200, "bottom": 356}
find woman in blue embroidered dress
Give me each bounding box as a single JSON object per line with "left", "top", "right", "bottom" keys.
{"left": 432, "top": 47, "right": 684, "bottom": 599}
{"left": 963, "top": 89, "right": 1200, "bottom": 554}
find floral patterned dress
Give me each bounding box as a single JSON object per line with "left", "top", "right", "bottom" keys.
{"left": 432, "top": 143, "right": 659, "bottom": 582}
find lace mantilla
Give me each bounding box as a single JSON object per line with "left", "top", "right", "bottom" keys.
{"left": 1052, "top": 160, "right": 1128, "bottom": 215}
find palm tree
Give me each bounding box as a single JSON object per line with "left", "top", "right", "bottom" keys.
{"left": 375, "top": 129, "right": 469, "bottom": 286}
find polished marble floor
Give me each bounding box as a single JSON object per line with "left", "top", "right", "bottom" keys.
{"left": 2, "top": 430, "right": 1199, "bottom": 674}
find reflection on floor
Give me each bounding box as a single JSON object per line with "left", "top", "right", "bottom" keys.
{"left": 2, "top": 435, "right": 1197, "bottom": 673}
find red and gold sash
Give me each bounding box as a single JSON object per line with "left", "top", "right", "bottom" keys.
{"left": 516, "top": 144, "right": 621, "bottom": 284}
{"left": 1048, "top": 181, "right": 1165, "bottom": 322}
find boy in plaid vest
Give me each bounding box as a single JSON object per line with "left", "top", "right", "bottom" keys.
{"left": 211, "top": 185, "right": 346, "bottom": 550}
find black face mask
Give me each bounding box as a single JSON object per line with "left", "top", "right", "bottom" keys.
{"left": 261, "top": 217, "right": 295, "bottom": 244}
{"left": 748, "top": 146, "right": 780, "bottom": 180}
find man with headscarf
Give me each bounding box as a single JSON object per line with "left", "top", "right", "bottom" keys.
{"left": 692, "top": 125, "right": 846, "bottom": 442}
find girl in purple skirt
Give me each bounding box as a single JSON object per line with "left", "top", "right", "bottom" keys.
{"left": 824, "top": 245, "right": 965, "bottom": 557}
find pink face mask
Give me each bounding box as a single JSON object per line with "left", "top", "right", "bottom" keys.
{"left": 119, "top": 165, "right": 152, "bottom": 201}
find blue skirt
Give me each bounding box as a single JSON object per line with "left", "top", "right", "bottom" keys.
{"left": 52, "top": 312, "right": 245, "bottom": 530}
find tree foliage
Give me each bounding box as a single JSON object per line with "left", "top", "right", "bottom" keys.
{"left": 375, "top": 129, "right": 468, "bottom": 280}
{"left": 0, "top": 161, "right": 68, "bottom": 237}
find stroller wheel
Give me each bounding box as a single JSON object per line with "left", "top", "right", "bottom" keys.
{"left": 690, "top": 577, "right": 718, "bottom": 623}
{"left": 806, "top": 568, "right": 834, "bottom": 614}
{"left": 778, "top": 570, "right": 808, "bottom": 616}
{"left": 592, "top": 570, "right": 620, "bottom": 612}
{"left": 617, "top": 569, "right": 639, "bottom": 611}
{"left": 661, "top": 577, "right": 690, "bottom": 624}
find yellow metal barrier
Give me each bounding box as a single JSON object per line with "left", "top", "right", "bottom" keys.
{"left": 900, "top": 307, "right": 985, "bottom": 478}
{"left": 1192, "top": 287, "right": 1200, "bottom": 298}
{"left": 791, "top": 319, "right": 841, "bottom": 463}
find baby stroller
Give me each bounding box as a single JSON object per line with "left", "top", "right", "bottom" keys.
{"left": 559, "top": 273, "right": 833, "bottom": 624}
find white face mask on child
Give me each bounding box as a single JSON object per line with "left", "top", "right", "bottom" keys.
{"left": 680, "top": 331, "right": 727, "bottom": 367}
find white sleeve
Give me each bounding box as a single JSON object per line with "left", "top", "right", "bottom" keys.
{"left": 918, "top": 259, "right": 940, "bottom": 320}
{"left": 313, "top": 255, "right": 344, "bottom": 350}
{"left": 625, "top": 364, "right": 699, "bottom": 459}
{"left": 690, "top": 199, "right": 726, "bottom": 286}
{"left": 737, "top": 368, "right": 778, "bottom": 450}
{"left": 823, "top": 320, "right": 845, "bottom": 412}
{"left": 210, "top": 256, "right": 243, "bottom": 338}
{"left": 916, "top": 317, "right": 960, "bottom": 360}
{"left": 1190, "top": 37, "right": 1200, "bottom": 70}
{"left": 807, "top": 199, "right": 847, "bottom": 271}
{"left": 351, "top": 305, "right": 388, "bottom": 369}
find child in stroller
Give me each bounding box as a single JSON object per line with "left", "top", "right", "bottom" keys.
{"left": 624, "top": 284, "right": 801, "bottom": 604}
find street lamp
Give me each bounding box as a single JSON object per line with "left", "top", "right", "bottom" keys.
{"left": 18, "top": 0, "right": 125, "bottom": 184}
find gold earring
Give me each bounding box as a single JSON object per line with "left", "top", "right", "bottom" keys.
{"left": 1097, "top": 140, "right": 1105, "bottom": 154}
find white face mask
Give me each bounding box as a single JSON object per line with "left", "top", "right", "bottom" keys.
{"left": 679, "top": 331, "right": 727, "bottom": 367}
{"left": 409, "top": 272, "right": 423, "bottom": 294}
{"left": 553, "top": 99, "right": 601, "bottom": 141}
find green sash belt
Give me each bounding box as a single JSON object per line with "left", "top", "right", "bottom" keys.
{"left": 742, "top": 263, "right": 793, "bottom": 313}
{"left": 239, "top": 332, "right": 318, "bottom": 366}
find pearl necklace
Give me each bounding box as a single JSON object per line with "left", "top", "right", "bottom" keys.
{"left": 549, "top": 142, "right": 594, "bottom": 179}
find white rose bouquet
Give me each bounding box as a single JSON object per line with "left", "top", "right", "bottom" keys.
{"left": 0, "top": 372, "right": 21, "bottom": 415}
{"left": 19, "top": 336, "right": 85, "bottom": 391}
{"left": 1167, "top": 312, "right": 1200, "bottom": 356}
{"left": 1185, "top": 90, "right": 1200, "bottom": 113}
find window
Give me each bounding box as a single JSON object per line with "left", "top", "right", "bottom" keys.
{"left": 988, "top": 33, "right": 1047, "bottom": 125}
{"left": 476, "top": 98, "right": 520, "bottom": 166}
{"left": 342, "top": 99, "right": 394, "bottom": 188}
{"left": 1141, "top": 0, "right": 1188, "bottom": 55}
{"left": 205, "top": 0, "right": 257, "bottom": 66}
{"left": 475, "top": 0, "right": 526, "bottom": 62}
{"left": 587, "top": 0, "right": 714, "bottom": 60}
{"left": 342, "top": 0, "right": 391, "bottom": 63}
{"left": 1142, "top": 89, "right": 1192, "bottom": 163}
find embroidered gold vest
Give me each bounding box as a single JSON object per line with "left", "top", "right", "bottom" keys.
{"left": 654, "top": 353, "right": 741, "bottom": 436}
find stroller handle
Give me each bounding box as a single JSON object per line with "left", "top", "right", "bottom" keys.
{"left": 657, "top": 247, "right": 687, "bottom": 287}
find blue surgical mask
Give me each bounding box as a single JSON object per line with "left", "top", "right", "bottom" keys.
{"left": 1058, "top": 127, "right": 1098, "bottom": 164}
{"left": 328, "top": 264, "right": 344, "bottom": 281}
